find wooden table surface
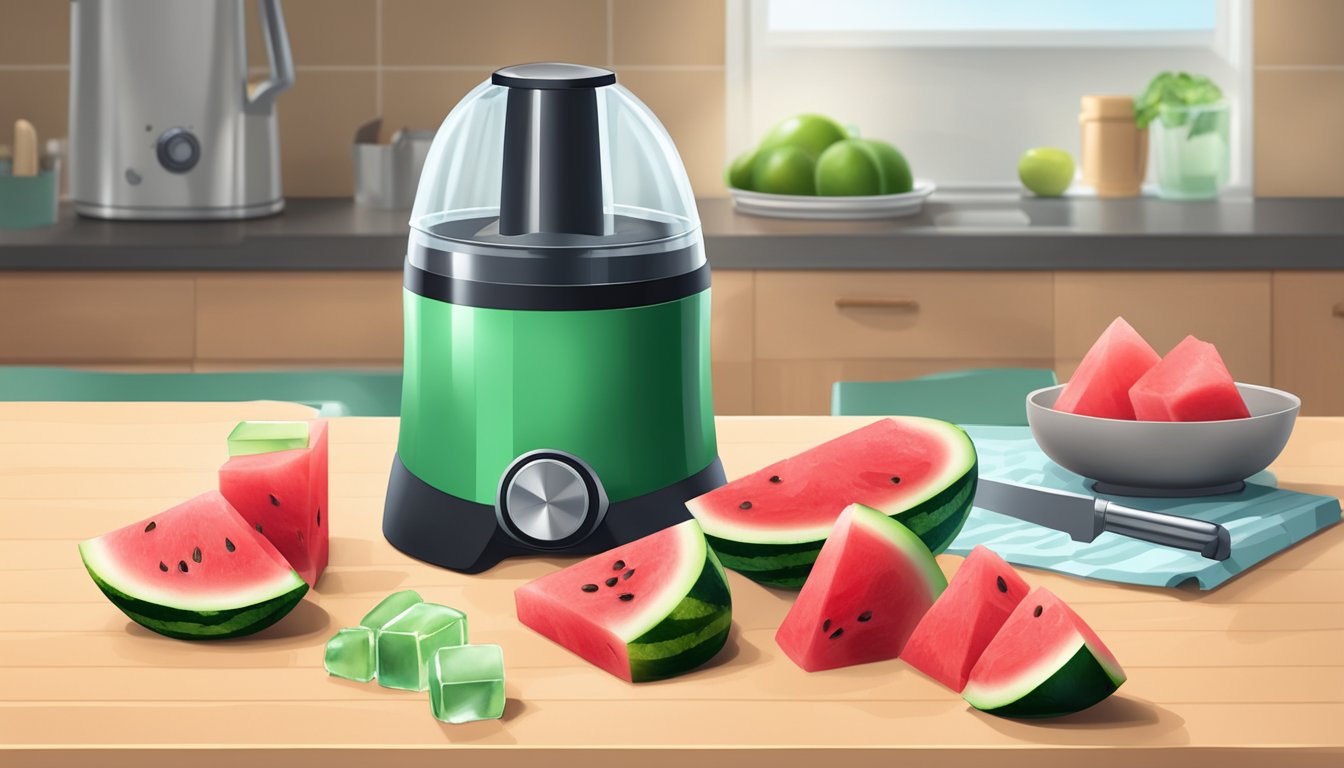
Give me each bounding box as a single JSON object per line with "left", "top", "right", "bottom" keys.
{"left": 2, "top": 402, "right": 1341, "bottom": 767}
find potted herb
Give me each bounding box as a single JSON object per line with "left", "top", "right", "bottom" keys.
{"left": 1135, "top": 72, "right": 1230, "bottom": 200}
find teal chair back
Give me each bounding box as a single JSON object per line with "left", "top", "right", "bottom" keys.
{"left": 0, "top": 367, "right": 403, "bottom": 417}
{"left": 832, "top": 368, "right": 1058, "bottom": 426}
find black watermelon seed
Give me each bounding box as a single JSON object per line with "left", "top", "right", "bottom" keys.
{"left": 996, "top": 576, "right": 1008, "bottom": 593}
{"left": 192, "top": 547, "right": 202, "bottom": 564}
{"left": 822, "top": 618, "right": 831, "bottom": 632}
{"left": 605, "top": 577, "right": 619, "bottom": 587}
{"left": 178, "top": 560, "right": 188, "bottom": 573}
{"left": 255, "top": 523, "right": 263, "bottom": 533}
{"left": 618, "top": 593, "right": 634, "bottom": 602}
{"left": 317, "top": 508, "right": 321, "bottom": 526}
{"left": 581, "top": 584, "right": 599, "bottom": 593}
{"left": 144, "top": 521, "right": 156, "bottom": 533}
{"left": 769, "top": 475, "right": 782, "bottom": 484}
{"left": 858, "top": 611, "right": 872, "bottom": 622}
{"left": 225, "top": 538, "right": 236, "bottom": 553}
{"left": 612, "top": 560, "right": 626, "bottom": 571}
{"left": 890, "top": 476, "right": 901, "bottom": 484}
{"left": 269, "top": 494, "right": 280, "bottom": 507}
{"left": 739, "top": 501, "right": 752, "bottom": 510}
{"left": 158, "top": 561, "right": 168, "bottom": 572}
{"left": 829, "top": 628, "right": 844, "bottom": 639}
{"left": 623, "top": 569, "right": 635, "bottom": 580}
{"left": 1033, "top": 605, "right": 1044, "bottom": 618}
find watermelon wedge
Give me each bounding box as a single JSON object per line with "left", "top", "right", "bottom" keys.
{"left": 1129, "top": 335, "right": 1250, "bottom": 422}
{"left": 687, "top": 417, "right": 976, "bottom": 588}
{"left": 1054, "top": 317, "right": 1160, "bottom": 420}
{"left": 219, "top": 420, "right": 329, "bottom": 587}
{"left": 78, "top": 491, "right": 308, "bottom": 640}
{"left": 963, "top": 587, "right": 1126, "bottom": 718}
{"left": 776, "top": 504, "right": 946, "bottom": 672}
{"left": 515, "top": 520, "right": 732, "bottom": 683}
{"left": 902, "top": 545, "right": 1029, "bottom": 691}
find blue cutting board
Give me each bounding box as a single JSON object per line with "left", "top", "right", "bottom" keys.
{"left": 946, "top": 425, "right": 1341, "bottom": 590}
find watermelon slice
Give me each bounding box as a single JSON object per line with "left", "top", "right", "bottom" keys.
{"left": 78, "top": 491, "right": 308, "bottom": 640}
{"left": 901, "top": 545, "right": 1029, "bottom": 691}
{"left": 963, "top": 587, "right": 1126, "bottom": 718}
{"left": 515, "top": 519, "right": 732, "bottom": 683}
{"left": 1054, "top": 317, "right": 1160, "bottom": 420}
{"left": 687, "top": 417, "right": 976, "bottom": 588}
{"left": 219, "top": 420, "right": 329, "bottom": 587}
{"left": 776, "top": 504, "right": 947, "bottom": 672}
{"left": 1129, "top": 335, "right": 1250, "bottom": 421}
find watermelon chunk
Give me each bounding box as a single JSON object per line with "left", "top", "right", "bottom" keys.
{"left": 963, "top": 587, "right": 1126, "bottom": 718}
{"left": 219, "top": 420, "right": 329, "bottom": 587}
{"left": 687, "top": 417, "right": 977, "bottom": 588}
{"left": 515, "top": 519, "right": 732, "bottom": 683}
{"left": 1129, "top": 335, "right": 1250, "bottom": 421}
{"left": 78, "top": 491, "right": 308, "bottom": 640}
{"left": 902, "top": 545, "right": 1029, "bottom": 691}
{"left": 776, "top": 504, "right": 947, "bottom": 672}
{"left": 1054, "top": 317, "right": 1160, "bottom": 420}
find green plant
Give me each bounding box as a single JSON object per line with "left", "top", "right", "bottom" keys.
{"left": 1134, "top": 72, "right": 1224, "bottom": 137}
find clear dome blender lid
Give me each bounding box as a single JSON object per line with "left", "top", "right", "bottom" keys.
{"left": 410, "top": 63, "right": 700, "bottom": 250}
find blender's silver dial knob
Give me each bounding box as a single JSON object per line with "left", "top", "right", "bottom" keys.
{"left": 496, "top": 450, "right": 607, "bottom": 547}
{"left": 156, "top": 127, "right": 200, "bottom": 173}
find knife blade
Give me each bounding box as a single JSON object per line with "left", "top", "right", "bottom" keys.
{"left": 974, "top": 478, "right": 1232, "bottom": 561}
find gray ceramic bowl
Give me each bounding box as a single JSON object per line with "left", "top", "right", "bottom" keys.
{"left": 1025, "top": 383, "right": 1300, "bottom": 495}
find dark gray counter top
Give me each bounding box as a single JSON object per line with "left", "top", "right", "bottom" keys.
{"left": 2, "top": 195, "right": 1343, "bottom": 271}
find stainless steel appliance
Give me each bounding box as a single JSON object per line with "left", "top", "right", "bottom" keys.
{"left": 69, "top": 0, "right": 294, "bottom": 220}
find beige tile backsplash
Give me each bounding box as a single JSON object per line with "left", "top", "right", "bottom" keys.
{"left": 4, "top": 0, "right": 1340, "bottom": 198}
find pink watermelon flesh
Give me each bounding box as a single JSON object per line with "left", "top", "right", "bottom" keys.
{"left": 1054, "top": 317, "right": 1160, "bottom": 420}
{"left": 514, "top": 520, "right": 732, "bottom": 683}
{"left": 219, "top": 420, "right": 329, "bottom": 587}
{"left": 963, "top": 587, "right": 1125, "bottom": 718}
{"left": 775, "top": 504, "right": 947, "bottom": 673}
{"left": 901, "top": 545, "right": 1029, "bottom": 692}
{"left": 1129, "top": 335, "right": 1250, "bottom": 422}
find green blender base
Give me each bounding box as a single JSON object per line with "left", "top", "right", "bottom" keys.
{"left": 382, "top": 452, "right": 726, "bottom": 573}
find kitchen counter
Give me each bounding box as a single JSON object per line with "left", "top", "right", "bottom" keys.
{"left": 3, "top": 401, "right": 1341, "bottom": 767}
{"left": 2, "top": 196, "right": 1344, "bottom": 270}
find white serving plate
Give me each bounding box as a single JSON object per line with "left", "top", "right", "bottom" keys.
{"left": 729, "top": 180, "right": 936, "bottom": 220}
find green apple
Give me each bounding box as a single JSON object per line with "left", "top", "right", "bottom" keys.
{"left": 815, "top": 139, "right": 884, "bottom": 196}
{"left": 752, "top": 146, "right": 816, "bottom": 195}
{"left": 759, "top": 114, "right": 848, "bottom": 160}
{"left": 1018, "top": 147, "right": 1075, "bottom": 197}
{"left": 865, "top": 139, "right": 914, "bottom": 194}
{"left": 725, "top": 149, "right": 757, "bottom": 190}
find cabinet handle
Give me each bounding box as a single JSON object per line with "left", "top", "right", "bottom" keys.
{"left": 835, "top": 298, "right": 920, "bottom": 311}
{"left": 1333, "top": 303, "right": 1344, "bottom": 319}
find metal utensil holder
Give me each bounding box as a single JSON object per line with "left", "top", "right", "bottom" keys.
{"left": 352, "top": 118, "right": 434, "bottom": 210}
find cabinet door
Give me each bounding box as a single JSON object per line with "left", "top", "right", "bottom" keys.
{"left": 710, "top": 270, "right": 753, "bottom": 415}
{"left": 753, "top": 271, "right": 1055, "bottom": 414}
{"left": 1273, "top": 272, "right": 1344, "bottom": 415}
{"left": 1054, "top": 272, "right": 1272, "bottom": 385}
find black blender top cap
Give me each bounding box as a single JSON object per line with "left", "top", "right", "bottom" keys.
{"left": 492, "top": 62, "right": 616, "bottom": 90}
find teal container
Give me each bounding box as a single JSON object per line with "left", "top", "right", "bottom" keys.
{"left": 383, "top": 64, "right": 724, "bottom": 573}
{"left": 0, "top": 159, "right": 59, "bottom": 229}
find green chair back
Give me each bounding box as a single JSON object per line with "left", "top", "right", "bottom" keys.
{"left": 0, "top": 366, "right": 403, "bottom": 417}
{"left": 832, "top": 368, "right": 1058, "bottom": 426}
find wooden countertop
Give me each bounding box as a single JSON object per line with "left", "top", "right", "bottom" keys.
{"left": 2, "top": 402, "right": 1341, "bottom": 767}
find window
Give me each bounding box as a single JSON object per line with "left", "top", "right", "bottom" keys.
{"left": 726, "top": 0, "right": 1252, "bottom": 189}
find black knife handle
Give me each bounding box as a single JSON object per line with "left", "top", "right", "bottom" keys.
{"left": 1095, "top": 501, "right": 1232, "bottom": 561}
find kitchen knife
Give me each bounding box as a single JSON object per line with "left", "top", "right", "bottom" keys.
{"left": 975, "top": 478, "right": 1232, "bottom": 561}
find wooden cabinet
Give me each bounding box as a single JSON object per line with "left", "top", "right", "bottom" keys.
{"left": 1273, "top": 272, "right": 1344, "bottom": 416}
{"left": 709, "top": 270, "right": 753, "bottom": 415}
{"left": 1054, "top": 272, "right": 1273, "bottom": 385}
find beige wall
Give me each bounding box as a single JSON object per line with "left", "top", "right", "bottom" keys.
{"left": 0, "top": 0, "right": 726, "bottom": 197}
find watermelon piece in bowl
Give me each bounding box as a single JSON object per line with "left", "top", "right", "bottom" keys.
{"left": 219, "top": 420, "right": 329, "bottom": 588}
{"left": 78, "top": 491, "right": 308, "bottom": 640}
{"left": 515, "top": 519, "right": 732, "bottom": 683}
{"left": 902, "top": 544, "right": 1029, "bottom": 692}
{"left": 963, "top": 587, "right": 1125, "bottom": 718}
{"left": 687, "top": 417, "right": 977, "bottom": 588}
{"left": 1054, "top": 317, "right": 1160, "bottom": 420}
{"left": 775, "top": 503, "right": 947, "bottom": 672}
{"left": 1130, "top": 335, "right": 1250, "bottom": 421}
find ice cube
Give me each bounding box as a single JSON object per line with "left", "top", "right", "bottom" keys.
{"left": 360, "top": 589, "right": 423, "bottom": 630}
{"left": 227, "top": 420, "right": 309, "bottom": 457}
{"left": 376, "top": 602, "right": 467, "bottom": 691}
{"left": 429, "top": 644, "right": 505, "bottom": 724}
{"left": 324, "top": 627, "right": 375, "bottom": 683}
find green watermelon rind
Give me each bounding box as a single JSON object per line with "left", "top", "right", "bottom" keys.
{"left": 703, "top": 459, "right": 977, "bottom": 589}
{"left": 626, "top": 539, "right": 733, "bottom": 683}
{"left": 963, "top": 640, "right": 1126, "bottom": 719}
